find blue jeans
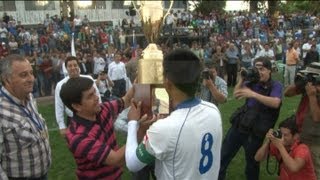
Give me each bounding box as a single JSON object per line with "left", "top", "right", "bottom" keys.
{"left": 36, "top": 73, "right": 45, "bottom": 96}
{"left": 32, "top": 80, "right": 40, "bottom": 98}
{"left": 218, "top": 125, "right": 264, "bottom": 180}
{"left": 23, "top": 43, "right": 31, "bottom": 56}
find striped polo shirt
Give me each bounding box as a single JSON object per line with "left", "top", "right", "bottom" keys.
{"left": 66, "top": 99, "right": 124, "bottom": 179}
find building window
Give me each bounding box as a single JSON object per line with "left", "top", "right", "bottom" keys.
{"left": 0, "top": 1, "right": 16, "bottom": 11}
{"left": 25, "top": 1, "right": 55, "bottom": 11}
{"left": 112, "top": 0, "right": 124, "bottom": 9}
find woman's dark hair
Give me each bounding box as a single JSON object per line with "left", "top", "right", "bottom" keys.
{"left": 60, "top": 77, "right": 93, "bottom": 112}
{"left": 279, "top": 115, "right": 299, "bottom": 135}
{"left": 163, "top": 49, "right": 201, "bottom": 97}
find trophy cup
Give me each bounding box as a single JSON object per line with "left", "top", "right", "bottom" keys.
{"left": 132, "top": 0, "right": 173, "bottom": 117}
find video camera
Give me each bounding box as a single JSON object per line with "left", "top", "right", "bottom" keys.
{"left": 294, "top": 71, "right": 320, "bottom": 92}
{"left": 240, "top": 67, "right": 260, "bottom": 83}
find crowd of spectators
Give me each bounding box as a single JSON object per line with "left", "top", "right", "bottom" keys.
{"left": 1, "top": 8, "right": 320, "bottom": 180}
{"left": 1, "top": 9, "right": 320, "bottom": 97}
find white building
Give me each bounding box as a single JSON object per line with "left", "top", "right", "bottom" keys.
{"left": 0, "top": 1, "right": 187, "bottom": 27}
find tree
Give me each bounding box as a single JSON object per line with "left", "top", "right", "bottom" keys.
{"left": 246, "top": 0, "right": 320, "bottom": 15}
{"left": 190, "top": 0, "right": 226, "bottom": 15}
{"left": 278, "top": 1, "right": 320, "bottom": 15}
{"left": 249, "top": 1, "right": 258, "bottom": 13}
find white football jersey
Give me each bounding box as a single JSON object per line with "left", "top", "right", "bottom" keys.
{"left": 144, "top": 99, "right": 223, "bottom": 180}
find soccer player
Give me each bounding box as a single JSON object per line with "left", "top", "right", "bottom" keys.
{"left": 125, "top": 49, "right": 223, "bottom": 179}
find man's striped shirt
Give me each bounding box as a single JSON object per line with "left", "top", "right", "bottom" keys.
{"left": 66, "top": 99, "right": 124, "bottom": 179}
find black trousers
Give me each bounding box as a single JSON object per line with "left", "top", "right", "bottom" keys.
{"left": 218, "top": 126, "right": 263, "bottom": 180}
{"left": 226, "top": 63, "right": 238, "bottom": 87}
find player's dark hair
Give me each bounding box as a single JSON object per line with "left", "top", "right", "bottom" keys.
{"left": 163, "top": 49, "right": 201, "bottom": 97}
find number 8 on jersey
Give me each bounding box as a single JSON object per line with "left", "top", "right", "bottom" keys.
{"left": 199, "top": 132, "right": 213, "bottom": 174}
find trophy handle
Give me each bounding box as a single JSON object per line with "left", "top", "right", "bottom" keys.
{"left": 162, "top": 0, "right": 174, "bottom": 24}
{"left": 131, "top": 1, "right": 142, "bottom": 20}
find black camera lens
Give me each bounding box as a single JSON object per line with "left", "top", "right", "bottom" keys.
{"left": 294, "top": 72, "right": 320, "bottom": 91}
{"left": 202, "top": 70, "right": 211, "bottom": 80}
{"left": 272, "top": 129, "right": 282, "bottom": 139}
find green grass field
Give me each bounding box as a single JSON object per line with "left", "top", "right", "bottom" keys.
{"left": 39, "top": 72, "right": 301, "bottom": 180}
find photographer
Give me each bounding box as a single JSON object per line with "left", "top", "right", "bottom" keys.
{"left": 218, "top": 57, "right": 283, "bottom": 180}
{"left": 198, "top": 62, "right": 228, "bottom": 106}
{"left": 284, "top": 62, "right": 320, "bottom": 179}
{"left": 95, "top": 70, "right": 114, "bottom": 101}
{"left": 254, "top": 117, "right": 317, "bottom": 180}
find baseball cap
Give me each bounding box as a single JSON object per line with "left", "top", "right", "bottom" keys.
{"left": 300, "top": 62, "right": 320, "bottom": 75}
{"left": 254, "top": 57, "right": 272, "bottom": 70}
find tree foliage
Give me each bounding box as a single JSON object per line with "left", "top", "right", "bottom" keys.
{"left": 278, "top": 1, "right": 320, "bottom": 15}
{"left": 191, "top": 0, "right": 226, "bottom": 15}
{"left": 246, "top": 0, "right": 320, "bottom": 15}
{"left": 190, "top": 0, "right": 320, "bottom": 16}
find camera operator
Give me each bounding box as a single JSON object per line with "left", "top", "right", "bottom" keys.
{"left": 198, "top": 62, "right": 228, "bottom": 106}
{"left": 218, "top": 57, "right": 283, "bottom": 180}
{"left": 284, "top": 62, "right": 320, "bottom": 179}
{"left": 254, "top": 117, "right": 317, "bottom": 180}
